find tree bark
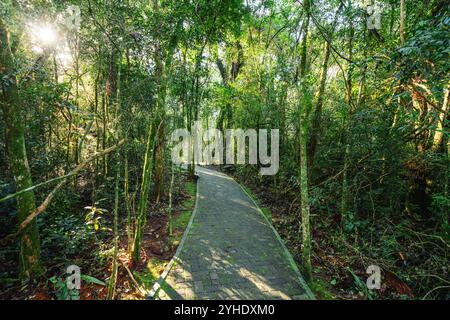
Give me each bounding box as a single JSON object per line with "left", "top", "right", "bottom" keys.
{"left": 400, "top": 0, "right": 405, "bottom": 44}
{"left": 0, "top": 19, "right": 42, "bottom": 278}
{"left": 307, "top": 3, "right": 343, "bottom": 168}
{"left": 299, "top": 107, "right": 312, "bottom": 281}
{"left": 432, "top": 87, "right": 449, "bottom": 151}
{"left": 132, "top": 122, "right": 156, "bottom": 264}
{"left": 298, "top": 0, "right": 313, "bottom": 281}
{"left": 299, "top": 0, "right": 311, "bottom": 80}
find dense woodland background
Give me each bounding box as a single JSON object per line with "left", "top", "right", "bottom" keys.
{"left": 0, "top": 0, "right": 449, "bottom": 300}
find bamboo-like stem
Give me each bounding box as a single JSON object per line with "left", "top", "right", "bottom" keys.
{"left": 107, "top": 160, "right": 121, "bottom": 300}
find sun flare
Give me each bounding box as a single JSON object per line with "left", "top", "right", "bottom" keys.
{"left": 28, "top": 22, "right": 58, "bottom": 49}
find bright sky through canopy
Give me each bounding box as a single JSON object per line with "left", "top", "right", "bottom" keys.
{"left": 29, "top": 22, "right": 58, "bottom": 49}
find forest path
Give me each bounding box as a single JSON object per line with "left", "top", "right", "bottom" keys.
{"left": 155, "top": 166, "right": 313, "bottom": 300}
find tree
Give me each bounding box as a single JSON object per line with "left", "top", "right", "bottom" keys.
{"left": 0, "top": 19, "right": 42, "bottom": 278}
{"left": 298, "top": 0, "right": 313, "bottom": 281}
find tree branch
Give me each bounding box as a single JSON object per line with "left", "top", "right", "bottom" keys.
{"left": 0, "top": 139, "right": 126, "bottom": 246}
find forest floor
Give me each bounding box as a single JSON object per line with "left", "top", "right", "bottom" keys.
{"left": 0, "top": 171, "right": 197, "bottom": 300}
{"left": 220, "top": 167, "right": 442, "bottom": 300}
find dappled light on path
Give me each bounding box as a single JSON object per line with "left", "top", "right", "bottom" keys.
{"left": 156, "top": 167, "right": 313, "bottom": 300}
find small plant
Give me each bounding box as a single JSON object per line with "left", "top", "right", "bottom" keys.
{"left": 49, "top": 276, "right": 79, "bottom": 300}
{"left": 49, "top": 273, "right": 106, "bottom": 300}
{"left": 84, "top": 206, "right": 110, "bottom": 232}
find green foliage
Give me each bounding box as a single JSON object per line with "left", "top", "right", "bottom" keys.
{"left": 49, "top": 276, "right": 79, "bottom": 300}
{"left": 309, "top": 279, "right": 335, "bottom": 300}
{"left": 134, "top": 257, "right": 167, "bottom": 288}
{"left": 49, "top": 273, "right": 105, "bottom": 300}
{"left": 241, "top": 183, "right": 272, "bottom": 223}
{"left": 184, "top": 181, "right": 196, "bottom": 197}
{"left": 172, "top": 210, "right": 191, "bottom": 232}
{"left": 1, "top": 0, "right": 448, "bottom": 300}
{"left": 84, "top": 206, "right": 109, "bottom": 232}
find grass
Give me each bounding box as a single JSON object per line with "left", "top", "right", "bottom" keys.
{"left": 309, "top": 279, "right": 336, "bottom": 300}
{"left": 184, "top": 181, "right": 196, "bottom": 197}
{"left": 154, "top": 179, "right": 197, "bottom": 299}
{"left": 137, "top": 177, "right": 197, "bottom": 298}
{"left": 172, "top": 210, "right": 191, "bottom": 231}
{"left": 240, "top": 183, "right": 272, "bottom": 223}
{"left": 134, "top": 257, "right": 168, "bottom": 287}
{"left": 168, "top": 180, "right": 196, "bottom": 247}
{"left": 172, "top": 180, "right": 197, "bottom": 232}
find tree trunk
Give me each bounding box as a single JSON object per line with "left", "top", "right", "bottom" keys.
{"left": 153, "top": 3, "right": 179, "bottom": 201}
{"left": 107, "top": 159, "right": 120, "bottom": 299}
{"left": 307, "top": 41, "right": 331, "bottom": 168}
{"left": 307, "top": 3, "right": 343, "bottom": 168}
{"left": 168, "top": 163, "right": 175, "bottom": 236}
{"left": 0, "top": 20, "right": 42, "bottom": 278}
{"left": 297, "top": 1, "right": 313, "bottom": 281}
{"left": 432, "top": 87, "right": 449, "bottom": 151}
{"left": 132, "top": 122, "right": 155, "bottom": 264}
{"left": 299, "top": 0, "right": 310, "bottom": 80}
{"left": 299, "top": 95, "right": 312, "bottom": 281}
{"left": 341, "top": 10, "right": 355, "bottom": 230}
{"left": 400, "top": 0, "right": 405, "bottom": 44}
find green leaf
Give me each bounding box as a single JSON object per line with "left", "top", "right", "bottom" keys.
{"left": 80, "top": 274, "right": 106, "bottom": 286}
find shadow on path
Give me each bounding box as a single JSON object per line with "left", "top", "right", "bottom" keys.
{"left": 157, "top": 167, "right": 313, "bottom": 300}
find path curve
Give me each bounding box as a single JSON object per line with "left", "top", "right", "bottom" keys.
{"left": 156, "top": 166, "right": 313, "bottom": 300}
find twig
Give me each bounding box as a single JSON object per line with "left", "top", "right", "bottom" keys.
{"left": 397, "top": 225, "right": 450, "bottom": 249}
{"left": 119, "top": 260, "right": 147, "bottom": 297}
{"left": 422, "top": 286, "right": 450, "bottom": 300}
{"left": 0, "top": 172, "right": 76, "bottom": 203}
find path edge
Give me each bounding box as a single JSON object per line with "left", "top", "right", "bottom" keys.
{"left": 147, "top": 171, "right": 200, "bottom": 300}
{"left": 235, "top": 179, "right": 316, "bottom": 300}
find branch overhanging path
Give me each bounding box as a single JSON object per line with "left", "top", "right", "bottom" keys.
{"left": 155, "top": 166, "right": 313, "bottom": 300}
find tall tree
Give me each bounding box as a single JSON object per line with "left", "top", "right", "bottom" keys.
{"left": 400, "top": 0, "right": 406, "bottom": 44}
{"left": 298, "top": 0, "right": 313, "bottom": 281}
{"left": 0, "top": 19, "right": 42, "bottom": 278}
{"left": 308, "top": 2, "right": 343, "bottom": 168}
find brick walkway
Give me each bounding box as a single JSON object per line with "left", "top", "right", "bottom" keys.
{"left": 156, "top": 167, "right": 313, "bottom": 300}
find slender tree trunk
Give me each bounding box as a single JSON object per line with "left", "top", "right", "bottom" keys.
{"left": 0, "top": 20, "right": 42, "bottom": 278}
{"left": 124, "top": 152, "right": 133, "bottom": 258}
{"left": 168, "top": 163, "right": 175, "bottom": 236}
{"left": 432, "top": 87, "right": 449, "bottom": 151}
{"left": 297, "top": 1, "right": 313, "bottom": 281}
{"left": 153, "top": 4, "right": 179, "bottom": 201}
{"left": 299, "top": 0, "right": 311, "bottom": 80}
{"left": 132, "top": 122, "right": 156, "bottom": 264}
{"left": 307, "top": 40, "right": 330, "bottom": 168}
{"left": 341, "top": 9, "right": 354, "bottom": 230}
{"left": 102, "top": 90, "right": 108, "bottom": 176}
{"left": 307, "top": 3, "right": 343, "bottom": 168}
{"left": 299, "top": 96, "right": 312, "bottom": 281}
{"left": 107, "top": 159, "right": 120, "bottom": 300}
{"left": 400, "top": 0, "right": 405, "bottom": 44}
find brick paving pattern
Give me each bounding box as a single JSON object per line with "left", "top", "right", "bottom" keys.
{"left": 157, "top": 167, "right": 312, "bottom": 300}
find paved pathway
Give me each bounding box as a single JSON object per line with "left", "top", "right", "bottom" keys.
{"left": 156, "top": 167, "right": 313, "bottom": 300}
